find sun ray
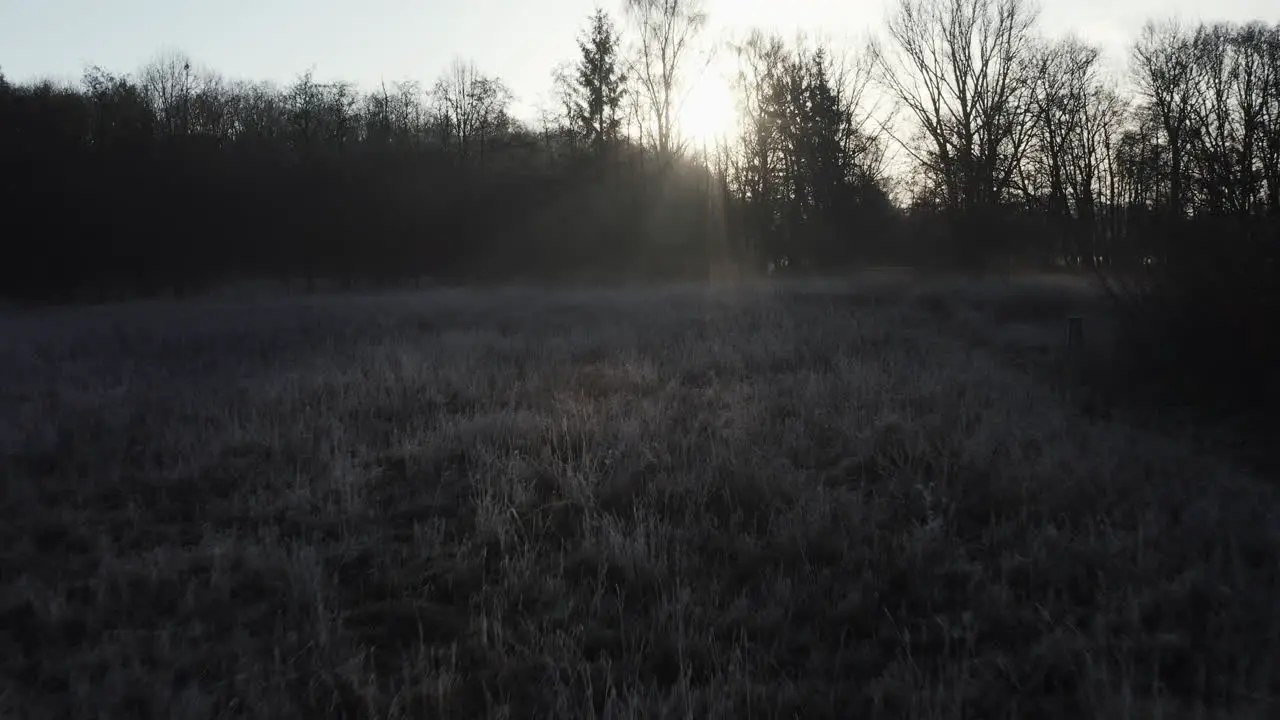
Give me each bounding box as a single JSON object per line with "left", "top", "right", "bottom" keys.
{"left": 679, "top": 69, "right": 739, "bottom": 150}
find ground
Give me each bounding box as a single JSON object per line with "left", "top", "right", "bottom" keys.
{"left": 1, "top": 275, "right": 1276, "bottom": 719}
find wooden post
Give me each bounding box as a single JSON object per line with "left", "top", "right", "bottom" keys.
{"left": 1065, "top": 315, "right": 1085, "bottom": 401}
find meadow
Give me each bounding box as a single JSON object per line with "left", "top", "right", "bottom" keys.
{"left": 1, "top": 275, "right": 1276, "bottom": 719}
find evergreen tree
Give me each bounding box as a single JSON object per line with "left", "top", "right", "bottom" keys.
{"left": 571, "top": 9, "right": 627, "bottom": 152}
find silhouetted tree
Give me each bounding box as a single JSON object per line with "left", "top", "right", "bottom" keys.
{"left": 724, "top": 34, "right": 893, "bottom": 271}
{"left": 432, "top": 59, "right": 512, "bottom": 163}
{"left": 624, "top": 0, "right": 708, "bottom": 160}
{"left": 1131, "top": 19, "right": 1198, "bottom": 222}
{"left": 873, "top": 0, "right": 1040, "bottom": 267}
{"left": 570, "top": 9, "right": 628, "bottom": 154}
{"left": 82, "top": 66, "right": 154, "bottom": 151}
{"left": 1021, "top": 36, "right": 1126, "bottom": 267}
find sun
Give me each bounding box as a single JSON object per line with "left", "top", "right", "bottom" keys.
{"left": 679, "top": 72, "right": 739, "bottom": 149}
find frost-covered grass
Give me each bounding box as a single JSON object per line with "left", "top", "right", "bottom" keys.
{"left": 1, "top": 278, "right": 1276, "bottom": 719}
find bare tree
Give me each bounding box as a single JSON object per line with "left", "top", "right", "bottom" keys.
{"left": 432, "top": 59, "right": 513, "bottom": 162}
{"left": 1230, "top": 23, "right": 1275, "bottom": 215}
{"left": 872, "top": 0, "right": 1040, "bottom": 218}
{"left": 285, "top": 69, "right": 323, "bottom": 152}
{"left": 139, "top": 49, "right": 196, "bottom": 138}
{"left": 1072, "top": 79, "right": 1127, "bottom": 265}
{"left": 1021, "top": 36, "right": 1127, "bottom": 266}
{"left": 363, "top": 81, "right": 396, "bottom": 147}
{"left": 81, "top": 66, "right": 154, "bottom": 149}
{"left": 623, "top": 0, "right": 708, "bottom": 160}
{"left": 1131, "top": 19, "right": 1198, "bottom": 220}
{"left": 1024, "top": 39, "right": 1092, "bottom": 215}
{"left": 729, "top": 30, "right": 788, "bottom": 261}
{"left": 1262, "top": 24, "right": 1280, "bottom": 214}
{"left": 1187, "top": 23, "right": 1239, "bottom": 215}
{"left": 1179, "top": 21, "right": 1277, "bottom": 216}
{"left": 226, "top": 79, "right": 287, "bottom": 146}
{"left": 186, "top": 68, "right": 236, "bottom": 145}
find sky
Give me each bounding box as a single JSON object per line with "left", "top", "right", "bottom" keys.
{"left": 2, "top": 0, "right": 1277, "bottom": 131}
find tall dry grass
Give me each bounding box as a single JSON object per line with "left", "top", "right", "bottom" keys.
{"left": 1, "top": 279, "right": 1275, "bottom": 719}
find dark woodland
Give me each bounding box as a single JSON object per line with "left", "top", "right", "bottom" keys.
{"left": 0, "top": 4, "right": 1272, "bottom": 287}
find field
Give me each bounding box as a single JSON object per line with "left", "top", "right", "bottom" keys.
{"left": 1, "top": 275, "right": 1276, "bottom": 719}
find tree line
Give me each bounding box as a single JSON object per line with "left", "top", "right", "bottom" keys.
{"left": 1, "top": 0, "right": 1277, "bottom": 303}
{"left": 872, "top": 1, "right": 1280, "bottom": 271}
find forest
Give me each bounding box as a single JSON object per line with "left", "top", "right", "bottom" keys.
{"left": 1, "top": 1, "right": 1274, "bottom": 295}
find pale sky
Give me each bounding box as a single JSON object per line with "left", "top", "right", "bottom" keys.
{"left": 2, "top": 0, "right": 1276, "bottom": 129}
